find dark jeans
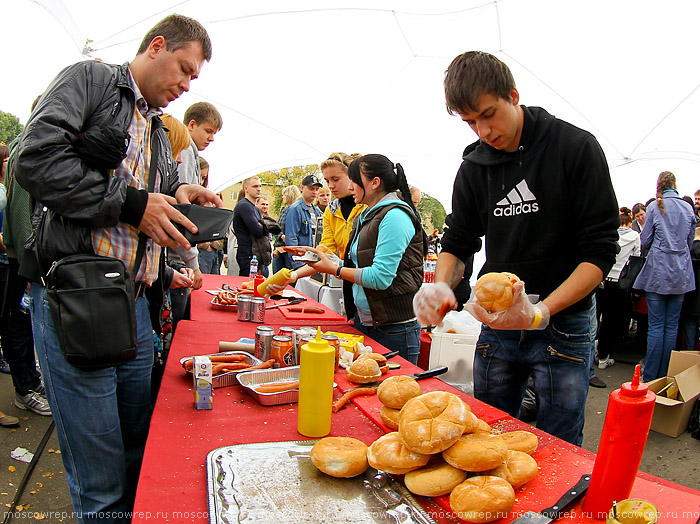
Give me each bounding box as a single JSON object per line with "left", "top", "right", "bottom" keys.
{"left": 0, "top": 257, "right": 41, "bottom": 395}
{"left": 353, "top": 317, "right": 420, "bottom": 365}
{"left": 169, "top": 287, "right": 190, "bottom": 333}
{"left": 198, "top": 249, "right": 219, "bottom": 274}
{"left": 236, "top": 251, "right": 269, "bottom": 277}
{"left": 645, "top": 292, "right": 684, "bottom": 382}
{"left": 474, "top": 310, "right": 592, "bottom": 446}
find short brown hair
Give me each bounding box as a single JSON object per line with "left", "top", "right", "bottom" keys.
{"left": 444, "top": 51, "right": 515, "bottom": 115}
{"left": 184, "top": 102, "right": 223, "bottom": 130}
{"left": 137, "top": 14, "right": 212, "bottom": 62}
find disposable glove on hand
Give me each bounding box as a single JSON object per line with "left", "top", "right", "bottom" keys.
{"left": 464, "top": 281, "right": 550, "bottom": 330}
{"left": 413, "top": 282, "right": 457, "bottom": 326}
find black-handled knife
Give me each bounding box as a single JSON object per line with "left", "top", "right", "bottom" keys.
{"left": 348, "top": 366, "right": 449, "bottom": 391}
{"left": 508, "top": 474, "right": 591, "bottom": 524}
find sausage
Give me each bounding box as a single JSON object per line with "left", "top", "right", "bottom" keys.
{"left": 287, "top": 307, "right": 325, "bottom": 314}
{"left": 182, "top": 353, "right": 248, "bottom": 371}
{"left": 332, "top": 386, "right": 378, "bottom": 412}
{"left": 254, "top": 381, "right": 300, "bottom": 394}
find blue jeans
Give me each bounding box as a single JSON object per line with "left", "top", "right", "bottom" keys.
{"left": 30, "top": 284, "right": 154, "bottom": 524}
{"left": 645, "top": 292, "right": 684, "bottom": 382}
{"left": 474, "top": 310, "right": 591, "bottom": 446}
{"left": 589, "top": 295, "right": 598, "bottom": 380}
{"left": 198, "top": 248, "right": 219, "bottom": 274}
{"left": 353, "top": 317, "right": 421, "bottom": 365}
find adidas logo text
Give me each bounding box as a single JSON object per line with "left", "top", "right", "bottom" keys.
{"left": 494, "top": 179, "right": 540, "bottom": 217}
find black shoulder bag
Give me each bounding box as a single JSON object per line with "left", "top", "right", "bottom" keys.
{"left": 618, "top": 255, "right": 646, "bottom": 291}
{"left": 36, "top": 137, "right": 159, "bottom": 369}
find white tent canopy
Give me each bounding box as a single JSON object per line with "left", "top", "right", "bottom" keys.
{"left": 4, "top": 0, "right": 700, "bottom": 212}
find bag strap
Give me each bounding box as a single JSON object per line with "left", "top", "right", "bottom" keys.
{"left": 131, "top": 125, "right": 161, "bottom": 279}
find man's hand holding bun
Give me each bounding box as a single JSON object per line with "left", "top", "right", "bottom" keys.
{"left": 465, "top": 273, "right": 550, "bottom": 330}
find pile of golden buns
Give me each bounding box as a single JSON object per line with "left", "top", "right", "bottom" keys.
{"left": 474, "top": 272, "right": 521, "bottom": 313}
{"left": 345, "top": 353, "right": 389, "bottom": 383}
{"left": 310, "top": 377, "right": 539, "bottom": 524}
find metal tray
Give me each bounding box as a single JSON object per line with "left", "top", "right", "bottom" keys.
{"left": 237, "top": 366, "right": 300, "bottom": 405}
{"left": 206, "top": 441, "right": 438, "bottom": 524}
{"left": 210, "top": 296, "right": 237, "bottom": 312}
{"left": 180, "top": 351, "right": 262, "bottom": 388}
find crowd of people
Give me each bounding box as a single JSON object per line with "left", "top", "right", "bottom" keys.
{"left": 0, "top": 14, "right": 699, "bottom": 524}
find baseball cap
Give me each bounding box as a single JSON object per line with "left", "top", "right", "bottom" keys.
{"left": 301, "top": 174, "right": 322, "bottom": 188}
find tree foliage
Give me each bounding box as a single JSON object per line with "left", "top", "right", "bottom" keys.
{"left": 416, "top": 194, "right": 447, "bottom": 233}
{"left": 0, "top": 110, "right": 23, "bottom": 145}
{"left": 257, "top": 164, "right": 320, "bottom": 215}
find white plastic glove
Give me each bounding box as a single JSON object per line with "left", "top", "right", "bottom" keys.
{"left": 413, "top": 282, "right": 457, "bottom": 326}
{"left": 464, "top": 281, "right": 550, "bottom": 330}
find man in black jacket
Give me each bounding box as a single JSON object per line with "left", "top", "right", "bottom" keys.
{"left": 414, "top": 51, "right": 619, "bottom": 446}
{"left": 13, "top": 14, "right": 221, "bottom": 523}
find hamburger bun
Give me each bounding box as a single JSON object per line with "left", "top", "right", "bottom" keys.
{"left": 404, "top": 459, "right": 469, "bottom": 497}
{"left": 345, "top": 357, "right": 381, "bottom": 384}
{"left": 357, "top": 353, "right": 389, "bottom": 374}
{"left": 474, "top": 272, "right": 521, "bottom": 313}
{"left": 377, "top": 375, "right": 422, "bottom": 409}
{"left": 380, "top": 406, "right": 401, "bottom": 430}
{"left": 462, "top": 410, "right": 480, "bottom": 434}
{"left": 399, "top": 391, "right": 472, "bottom": 454}
{"left": 482, "top": 450, "right": 538, "bottom": 488}
{"left": 309, "top": 437, "right": 369, "bottom": 478}
{"left": 367, "top": 432, "right": 430, "bottom": 475}
{"left": 500, "top": 430, "right": 538, "bottom": 455}
{"left": 473, "top": 418, "right": 492, "bottom": 434}
{"left": 442, "top": 433, "right": 508, "bottom": 472}
{"left": 449, "top": 476, "right": 515, "bottom": 523}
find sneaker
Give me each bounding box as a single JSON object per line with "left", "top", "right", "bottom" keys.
{"left": 589, "top": 376, "right": 607, "bottom": 388}
{"left": 14, "top": 390, "right": 52, "bottom": 416}
{"left": 0, "top": 358, "right": 10, "bottom": 374}
{"left": 598, "top": 357, "right": 615, "bottom": 369}
{"left": 33, "top": 382, "right": 46, "bottom": 396}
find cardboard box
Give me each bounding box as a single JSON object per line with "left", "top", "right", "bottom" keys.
{"left": 428, "top": 331, "right": 479, "bottom": 393}
{"left": 193, "top": 356, "right": 213, "bottom": 410}
{"left": 647, "top": 351, "right": 700, "bottom": 437}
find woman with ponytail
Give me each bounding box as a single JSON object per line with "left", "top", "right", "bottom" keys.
{"left": 634, "top": 171, "right": 696, "bottom": 382}
{"left": 300, "top": 154, "right": 424, "bottom": 363}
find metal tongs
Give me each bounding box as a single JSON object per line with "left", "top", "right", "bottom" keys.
{"left": 363, "top": 468, "right": 435, "bottom": 524}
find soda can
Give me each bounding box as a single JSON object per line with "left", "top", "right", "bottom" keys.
{"left": 255, "top": 326, "right": 275, "bottom": 362}
{"left": 271, "top": 335, "right": 294, "bottom": 367}
{"left": 278, "top": 326, "right": 296, "bottom": 338}
{"left": 322, "top": 334, "right": 341, "bottom": 371}
{"left": 237, "top": 295, "right": 252, "bottom": 321}
{"left": 290, "top": 329, "right": 307, "bottom": 366}
{"left": 250, "top": 297, "right": 266, "bottom": 323}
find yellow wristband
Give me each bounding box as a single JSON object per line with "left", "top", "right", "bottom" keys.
{"left": 530, "top": 308, "right": 543, "bottom": 329}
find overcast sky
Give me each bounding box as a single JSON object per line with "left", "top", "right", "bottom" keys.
{"left": 3, "top": 0, "right": 700, "bottom": 212}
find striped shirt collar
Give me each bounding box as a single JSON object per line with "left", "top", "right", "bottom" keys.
{"left": 126, "top": 65, "right": 163, "bottom": 120}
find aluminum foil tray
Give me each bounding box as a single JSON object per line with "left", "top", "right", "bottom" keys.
{"left": 237, "top": 366, "right": 300, "bottom": 405}
{"left": 210, "top": 296, "right": 238, "bottom": 312}
{"left": 180, "top": 351, "right": 262, "bottom": 388}
{"left": 206, "top": 441, "right": 438, "bottom": 524}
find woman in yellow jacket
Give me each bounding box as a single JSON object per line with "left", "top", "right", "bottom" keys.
{"left": 266, "top": 152, "right": 365, "bottom": 292}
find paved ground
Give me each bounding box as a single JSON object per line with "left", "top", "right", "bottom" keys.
{"left": 1, "top": 335, "right": 698, "bottom": 523}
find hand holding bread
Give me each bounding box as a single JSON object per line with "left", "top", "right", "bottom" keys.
{"left": 465, "top": 272, "right": 551, "bottom": 331}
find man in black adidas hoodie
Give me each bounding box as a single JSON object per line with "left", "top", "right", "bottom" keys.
{"left": 414, "top": 51, "right": 619, "bottom": 445}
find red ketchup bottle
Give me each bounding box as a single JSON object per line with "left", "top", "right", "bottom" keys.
{"left": 583, "top": 364, "right": 656, "bottom": 519}
{"left": 253, "top": 272, "right": 265, "bottom": 297}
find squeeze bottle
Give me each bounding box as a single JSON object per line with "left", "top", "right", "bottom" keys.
{"left": 253, "top": 273, "right": 265, "bottom": 297}
{"left": 297, "top": 327, "right": 335, "bottom": 437}
{"left": 583, "top": 365, "right": 656, "bottom": 519}
{"left": 257, "top": 268, "right": 296, "bottom": 296}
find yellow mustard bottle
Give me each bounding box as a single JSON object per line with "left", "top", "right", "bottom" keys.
{"left": 257, "top": 268, "right": 295, "bottom": 296}
{"left": 297, "top": 327, "right": 335, "bottom": 437}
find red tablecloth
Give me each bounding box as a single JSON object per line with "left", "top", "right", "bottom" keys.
{"left": 190, "top": 274, "right": 348, "bottom": 324}
{"left": 133, "top": 286, "right": 700, "bottom": 524}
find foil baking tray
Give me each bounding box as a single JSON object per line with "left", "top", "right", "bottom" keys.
{"left": 206, "top": 441, "right": 438, "bottom": 524}
{"left": 210, "top": 296, "right": 238, "bottom": 312}
{"left": 237, "top": 366, "right": 300, "bottom": 405}
{"left": 180, "top": 351, "right": 262, "bottom": 388}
